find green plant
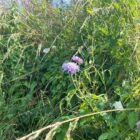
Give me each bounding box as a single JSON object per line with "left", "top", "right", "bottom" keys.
{"left": 0, "top": 0, "right": 140, "bottom": 140}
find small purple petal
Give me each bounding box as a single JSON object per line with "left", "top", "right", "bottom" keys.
{"left": 62, "top": 62, "right": 80, "bottom": 74}
{"left": 71, "top": 55, "right": 83, "bottom": 65}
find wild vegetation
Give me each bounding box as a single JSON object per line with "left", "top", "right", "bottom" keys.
{"left": 0, "top": 0, "right": 140, "bottom": 140}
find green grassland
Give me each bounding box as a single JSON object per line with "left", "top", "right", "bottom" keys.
{"left": 0, "top": 0, "right": 140, "bottom": 140}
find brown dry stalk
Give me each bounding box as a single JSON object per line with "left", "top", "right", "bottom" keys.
{"left": 17, "top": 108, "right": 140, "bottom": 140}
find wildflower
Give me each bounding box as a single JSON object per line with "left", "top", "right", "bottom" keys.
{"left": 71, "top": 55, "right": 83, "bottom": 65}
{"left": 62, "top": 62, "right": 80, "bottom": 74}
{"left": 43, "top": 48, "right": 50, "bottom": 54}
{"left": 113, "top": 101, "right": 123, "bottom": 109}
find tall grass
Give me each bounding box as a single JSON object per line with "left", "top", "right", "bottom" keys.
{"left": 0, "top": 0, "right": 140, "bottom": 139}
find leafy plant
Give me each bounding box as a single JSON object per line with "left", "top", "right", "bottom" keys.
{"left": 0, "top": 0, "right": 140, "bottom": 140}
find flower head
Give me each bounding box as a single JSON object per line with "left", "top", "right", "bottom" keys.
{"left": 71, "top": 55, "right": 83, "bottom": 65}
{"left": 62, "top": 62, "right": 80, "bottom": 74}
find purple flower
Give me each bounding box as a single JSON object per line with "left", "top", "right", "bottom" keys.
{"left": 71, "top": 55, "right": 83, "bottom": 65}
{"left": 62, "top": 62, "right": 80, "bottom": 74}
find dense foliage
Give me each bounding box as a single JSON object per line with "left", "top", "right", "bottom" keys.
{"left": 0, "top": 0, "right": 140, "bottom": 139}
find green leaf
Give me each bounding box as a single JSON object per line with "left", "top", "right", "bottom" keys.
{"left": 55, "top": 123, "right": 69, "bottom": 140}
{"left": 128, "top": 112, "right": 138, "bottom": 129}
{"left": 98, "top": 129, "right": 117, "bottom": 140}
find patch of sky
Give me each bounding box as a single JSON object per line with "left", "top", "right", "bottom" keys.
{"left": 52, "top": 0, "right": 71, "bottom": 7}
{"left": 0, "top": 0, "right": 71, "bottom": 9}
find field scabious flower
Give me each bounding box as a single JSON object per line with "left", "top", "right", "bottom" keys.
{"left": 71, "top": 55, "right": 83, "bottom": 65}
{"left": 62, "top": 62, "right": 80, "bottom": 74}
